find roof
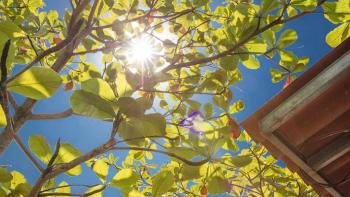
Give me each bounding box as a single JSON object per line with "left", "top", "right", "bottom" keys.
{"left": 242, "top": 37, "right": 350, "bottom": 197}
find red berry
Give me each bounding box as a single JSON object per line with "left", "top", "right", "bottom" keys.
{"left": 53, "top": 35, "right": 62, "bottom": 45}
{"left": 283, "top": 76, "right": 293, "bottom": 89}
{"left": 146, "top": 17, "right": 154, "bottom": 25}
{"left": 64, "top": 81, "right": 74, "bottom": 91}
{"left": 19, "top": 46, "right": 28, "bottom": 53}
{"left": 200, "top": 185, "right": 207, "bottom": 196}
{"left": 228, "top": 118, "right": 240, "bottom": 139}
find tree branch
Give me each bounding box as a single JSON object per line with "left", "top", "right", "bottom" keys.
{"left": 112, "top": 146, "right": 210, "bottom": 166}
{"left": 29, "top": 109, "right": 73, "bottom": 120}
{"left": 163, "top": 1, "right": 326, "bottom": 72}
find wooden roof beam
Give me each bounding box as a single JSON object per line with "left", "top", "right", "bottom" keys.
{"left": 263, "top": 132, "right": 343, "bottom": 197}
{"left": 261, "top": 50, "right": 350, "bottom": 134}
{"left": 307, "top": 131, "right": 350, "bottom": 171}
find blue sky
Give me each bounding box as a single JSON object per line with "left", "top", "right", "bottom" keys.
{"left": 0, "top": 1, "right": 336, "bottom": 196}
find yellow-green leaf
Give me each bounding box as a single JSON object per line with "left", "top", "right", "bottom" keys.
{"left": 81, "top": 78, "right": 116, "bottom": 102}
{"left": 47, "top": 10, "right": 59, "bottom": 25}
{"left": 55, "top": 143, "right": 82, "bottom": 176}
{"left": 119, "top": 113, "right": 166, "bottom": 142}
{"left": 227, "top": 155, "right": 252, "bottom": 167}
{"left": 116, "top": 72, "right": 133, "bottom": 97}
{"left": 152, "top": 170, "right": 174, "bottom": 197}
{"left": 9, "top": 171, "right": 26, "bottom": 189}
{"left": 326, "top": 23, "right": 350, "bottom": 48}
{"left": 93, "top": 160, "right": 109, "bottom": 183}
{"left": 279, "top": 29, "right": 298, "bottom": 48}
{"left": 229, "top": 100, "right": 245, "bottom": 114}
{"left": 7, "top": 67, "right": 62, "bottom": 99}
{"left": 181, "top": 164, "right": 201, "bottom": 180}
{"left": 270, "top": 68, "right": 287, "bottom": 83}
{"left": 0, "top": 105, "right": 7, "bottom": 127}
{"left": 110, "top": 168, "right": 139, "bottom": 189}
{"left": 70, "top": 90, "right": 116, "bottom": 120}
{"left": 0, "top": 21, "right": 25, "bottom": 38}
{"left": 0, "top": 167, "right": 12, "bottom": 182}
{"left": 242, "top": 55, "right": 260, "bottom": 70}
{"left": 28, "top": 135, "right": 53, "bottom": 164}
{"left": 291, "top": 0, "right": 317, "bottom": 11}
{"left": 207, "top": 176, "right": 231, "bottom": 195}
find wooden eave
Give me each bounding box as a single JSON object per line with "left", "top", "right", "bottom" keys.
{"left": 242, "top": 37, "right": 350, "bottom": 197}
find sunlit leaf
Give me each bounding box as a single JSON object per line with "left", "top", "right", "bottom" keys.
{"left": 70, "top": 90, "right": 116, "bottom": 120}
{"left": 0, "top": 167, "right": 12, "bottom": 182}
{"left": 93, "top": 160, "right": 109, "bottom": 183}
{"left": 152, "top": 170, "right": 174, "bottom": 197}
{"left": 7, "top": 67, "right": 62, "bottom": 99}
{"left": 55, "top": 143, "right": 82, "bottom": 176}
{"left": 207, "top": 176, "right": 231, "bottom": 194}
{"left": 28, "top": 135, "right": 53, "bottom": 164}
{"left": 278, "top": 29, "right": 298, "bottom": 48}
{"left": 326, "top": 23, "right": 350, "bottom": 47}
{"left": 0, "top": 106, "right": 7, "bottom": 127}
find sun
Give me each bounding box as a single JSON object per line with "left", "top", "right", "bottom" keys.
{"left": 125, "top": 35, "right": 156, "bottom": 66}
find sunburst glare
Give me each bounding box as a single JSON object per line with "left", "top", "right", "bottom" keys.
{"left": 125, "top": 35, "right": 157, "bottom": 67}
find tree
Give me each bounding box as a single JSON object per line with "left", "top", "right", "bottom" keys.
{"left": 0, "top": 0, "right": 348, "bottom": 196}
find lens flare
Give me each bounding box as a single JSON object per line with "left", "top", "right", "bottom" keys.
{"left": 125, "top": 35, "right": 156, "bottom": 66}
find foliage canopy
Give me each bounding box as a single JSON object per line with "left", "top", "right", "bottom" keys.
{"left": 0, "top": 0, "right": 348, "bottom": 196}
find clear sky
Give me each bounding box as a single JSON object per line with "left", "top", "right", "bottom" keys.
{"left": 0, "top": 1, "right": 335, "bottom": 196}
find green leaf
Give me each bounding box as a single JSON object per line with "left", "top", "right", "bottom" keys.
{"left": 243, "top": 39, "right": 267, "bottom": 53}
{"left": 0, "top": 21, "right": 25, "bottom": 38}
{"left": 213, "top": 95, "right": 229, "bottom": 110}
{"left": 28, "top": 135, "right": 53, "bottom": 164}
{"left": 47, "top": 10, "right": 59, "bottom": 25}
{"left": 291, "top": 0, "right": 317, "bottom": 11}
{"left": 15, "top": 183, "right": 32, "bottom": 196}
{"left": 322, "top": 0, "right": 350, "bottom": 24}
{"left": 203, "top": 103, "right": 213, "bottom": 118}
{"left": 93, "top": 160, "right": 109, "bottom": 183}
{"left": 219, "top": 56, "right": 238, "bottom": 71}
{"left": 207, "top": 176, "right": 231, "bottom": 195}
{"left": 270, "top": 68, "right": 287, "bottom": 83}
{"left": 261, "top": 0, "right": 280, "bottom": 15}
{"left": 0, "top": 167, "right": 12, "bottom": 182}
{"left": 116, "top": 72, "right": 134, "bottom": 97}
{"left": 119, "top": 113, "right": 166, "bottom": 143}
{"left": 279, "top": 50, "right": 297, "bottom": 68}
{"left": 278, "top": 29, "right": 298, "bottom": 48}
{"left": 9, "top": 171, "right": 26, "bottom": 189}
{"left": 81, "top": 78, "right": 116, "bottom": 102}
{"left": 326, "top": 23, "right": 350, "bottom": 48}
{"left": 242, "top": 55, "right": 260, "bottom": 70}
{"left": 152, "top": 170, "right": 174, "bottom": 197}
{"left": 166, "top": 147, "right": 199, "bottom": 160}
{"left": 181, "top": 164, "right": 201, "bottom": 180}
{"left": 111, "top": 169, "right": 139, "bottom": 190}
{"left": 7, "top": 67, "right": 62, "bottom": 99}
{"left": 70, "top": 90, "right": 116, "bottom": 120}
{"left": 55, "top": 143, "right": 82, "bottom": 176}
{"left": 117, "top": 97, "right": 143, "bottom": 117}
{"left": 0, "top": 105, "right": 7, "bottom": 127}
{"left": 262, "top": 30, "right": 276, "bottom": 46}
{"left": 227, "top": 155, "right": 252, "bottom": 167}
{"left": 229, "top": 100, "right": 245, "bottom": 114}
